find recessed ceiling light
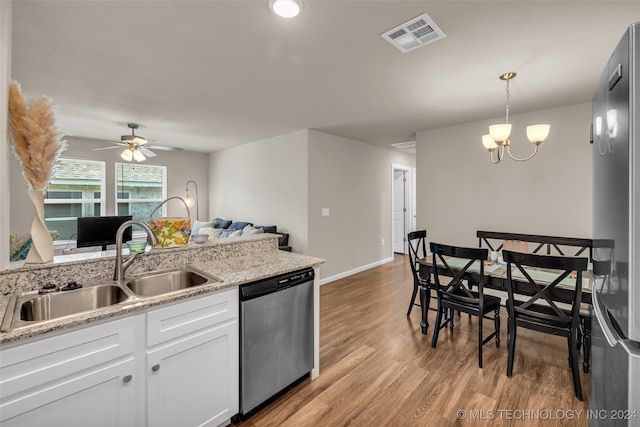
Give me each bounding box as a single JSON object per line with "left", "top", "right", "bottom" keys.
{"left": 269, "top": 0, "right": 303, "bottom": 18}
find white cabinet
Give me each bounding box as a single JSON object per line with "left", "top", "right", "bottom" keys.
{"left": 0, "top": 316, "right": 140, "bottom": 427}
{"left": 0, "top": 288, "right": 239, "bottom": 427}
{"left": 146, "top": 289, "right": 238, "bottom": 427}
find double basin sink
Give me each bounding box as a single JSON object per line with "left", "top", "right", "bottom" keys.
{"left": 1, "top": 266, "right": 222, "bottom": 332}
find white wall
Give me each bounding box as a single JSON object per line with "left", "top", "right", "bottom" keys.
{"left": 416, "top": 102, "right": 592, "bottom": 248}
{"left": 209, "top": 128, "right": 416, "bottom": 281}
{"left": 209, "top": 129, "right": 309, "bottom": 253}
{"left": 307, "top": 130, "right": 415, "bottom": 281}
{"left": 0, "top": 0, "right": 12, "bottom": 269}
{"left": 9, "top": 137, "right": 210, "bottom": 236}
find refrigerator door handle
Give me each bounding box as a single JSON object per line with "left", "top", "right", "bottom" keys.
{"left": 593, "top": 291, "right": 640, "bottom": 359}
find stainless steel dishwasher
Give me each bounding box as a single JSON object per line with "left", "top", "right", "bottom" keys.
{"left": 238, "top": 268, "right": 314, "bottom": 418}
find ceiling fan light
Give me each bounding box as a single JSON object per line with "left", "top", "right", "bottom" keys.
{"left": 482, "top": 134, "right": 498, "bottom": 151}
{"left": 269, "top": 0, "right": 302, "bottom": 18}
{"left": 133, "top": 149, "right": 146, "bottom": 162}
{"left": 526, "top": 124, "right": 550, "bottom": 144}
{"left": 121, "top": 148, "right": 134, "bottom": 162}
{"left": 489, "top": 123, "right": 511, "bottom": 144}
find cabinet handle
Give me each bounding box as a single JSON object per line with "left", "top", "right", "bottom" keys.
{"left": 151, "top": 363, "right": 161, "bottom": 372}
{"left": 123, "top": 374, "right": 133, "bottom": 384}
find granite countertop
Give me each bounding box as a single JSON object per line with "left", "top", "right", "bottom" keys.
{"left": 0, "top": 250, "right": 325, "bottom": 345}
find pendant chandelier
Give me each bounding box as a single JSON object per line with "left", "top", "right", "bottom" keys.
{"left": 482, "top": 72, "right": 550, "bottom": 164}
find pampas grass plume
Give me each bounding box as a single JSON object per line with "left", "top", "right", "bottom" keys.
{"left": 8, "top": 81, "right": 67, "bottom": 190}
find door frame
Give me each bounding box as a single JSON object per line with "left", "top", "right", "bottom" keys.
{"left": 391, "top": 164, "right": 415, "bottom": 255}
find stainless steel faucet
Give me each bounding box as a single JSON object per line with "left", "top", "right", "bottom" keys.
{"left": 114, "top": 220, "right": 158, "bottom": 282}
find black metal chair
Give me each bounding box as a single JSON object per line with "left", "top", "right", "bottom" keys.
{"left": 503, "top": 250, "right": 588, "bottom": 401}
{"left": 430, "top": 243, "right": 501, "bottom": 368}
{"left": 407, "top": 230, "right": 428, "bottom": 317}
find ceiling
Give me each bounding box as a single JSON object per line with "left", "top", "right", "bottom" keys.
{"left": 10, "top": 1, "right": 640, "bottom": 155}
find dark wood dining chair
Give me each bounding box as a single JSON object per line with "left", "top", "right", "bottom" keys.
{"left": 407, "top": 230, "right": 428, "bottom": 317}
{"left": 430, "top": 243, "right": 501, "bottom": 368}
{"left": 578, "top": 259, "right": 611, "bottom": 374}
{"left": 577, "top": 306, "right": 592, "bottom": 373}
{"left": 503, "top": 250, "right": 588, "bottom": 401}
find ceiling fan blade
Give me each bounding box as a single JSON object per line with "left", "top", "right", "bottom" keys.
{"left": 94, "top": 144, "right": 127, "bottom": 151}
{"left": 146, "top": 145, "right": 183, "bottom": 152}
{"left": 139, "top": 146, "right": 157, "bottom": 158}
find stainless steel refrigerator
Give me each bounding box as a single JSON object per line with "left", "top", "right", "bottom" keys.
{"left": 591, "top": 21, "right": 640, "bottom": 427}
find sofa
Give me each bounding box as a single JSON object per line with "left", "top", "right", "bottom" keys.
{"left": 191, "top": 218, "right": 291, "bottom": 252}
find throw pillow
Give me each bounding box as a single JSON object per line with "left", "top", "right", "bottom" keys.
{"left": 198, "top": 227, "right": 222, "bottom": 239}
{"left": 255, "top": 225, "right": 277, "bottom": 234}
{"left": 213, "top": 218, "right": 232, "bottom": 229}
{"left": 242, "top": 225, "right": 265, "bottom": 235}
{"left": 191, "top": 220, "right": 215, "bottom": 235}
{"left": 220, "top": 229, "right": 242, "bottom": 238}
{"left": 228, "top": 221, "right": 253, "bottom": 231}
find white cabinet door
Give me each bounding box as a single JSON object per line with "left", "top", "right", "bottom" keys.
{"left": 0, "top": 289, "right": 239, "bottom": 427}
{"left": 145, "top": 289, "right": 239, "bottom": 427}
{"left": 146, "top": 322, "right": 238, "bottom": 427}
{"left": 1, "top": 358, "right": 137, "bottom": 427}
{"left": 0, "top": 317, "right": 139, "bottom": 427}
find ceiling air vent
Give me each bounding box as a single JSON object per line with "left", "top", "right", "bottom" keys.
{"left": 381, "top": 13, "right": 446, "bottom": 53}
{"left": 391, "top": 140, "right": 416, "bottom": 149}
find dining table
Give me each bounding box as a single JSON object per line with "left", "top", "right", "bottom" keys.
{"left": 417, "top": 255, "right": 594, "bottom": 370}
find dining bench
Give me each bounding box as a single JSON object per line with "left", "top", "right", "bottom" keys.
{"left": 476, "top": 230, "right": 593, "bottom": 261}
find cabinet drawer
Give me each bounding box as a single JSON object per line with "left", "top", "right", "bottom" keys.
{"left": 147, "top": 288, "right": 238, "bottom": 348}
{"left": 0, "top": 316, "right": 137, "bottom": 400}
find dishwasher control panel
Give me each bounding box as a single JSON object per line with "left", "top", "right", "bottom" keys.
{"left": 240, "top": 268, "right": 314, "bottom": 301}
{"left": 280, "top": 269, "right": 314, "bottom": 288}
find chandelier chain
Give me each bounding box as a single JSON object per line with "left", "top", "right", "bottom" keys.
{"left": 504, "top": 78, "right": 510, "bottom": 124}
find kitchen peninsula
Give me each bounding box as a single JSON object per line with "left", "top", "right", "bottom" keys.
{"left": 0, "top": 234, "right": 325, "bottom": 427}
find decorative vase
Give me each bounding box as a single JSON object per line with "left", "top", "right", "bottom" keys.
{"left": 25, "top": 188, "right": 54, "bottom": 264}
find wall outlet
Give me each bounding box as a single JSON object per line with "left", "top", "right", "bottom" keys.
{"left": 321, "top": 208, "right": 330, "bottom": 217}
{"left": 381, "top": 238, "right": 385, "bottom": 246}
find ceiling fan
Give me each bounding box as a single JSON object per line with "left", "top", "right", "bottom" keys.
{"left": 94, "top": 123, "right": 183, "bottom": 162}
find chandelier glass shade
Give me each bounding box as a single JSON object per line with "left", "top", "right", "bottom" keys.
{"left": 483, "top": 72, "right": 550, "bottom": 164}
{"left": 489, "top": 124, "right": 512, "bottom": 144}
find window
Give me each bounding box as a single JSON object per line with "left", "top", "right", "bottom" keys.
{"left": 44, "top": 158, "right": 106, "bottom": 240}
{"left": 115, "top": 163, "right": 167, "bottom": 222}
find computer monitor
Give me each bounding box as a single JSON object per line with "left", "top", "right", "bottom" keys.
{"left": 76, "top": 215, "right": 133, "bottom": 251}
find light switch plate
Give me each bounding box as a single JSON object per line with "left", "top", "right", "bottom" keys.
{"left": 321, "top": 208, "right": 330, "bottom": 217}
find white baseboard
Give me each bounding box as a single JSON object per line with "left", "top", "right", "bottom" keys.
{"left": 319, "top": 256, "right": 395, "bottom": 286}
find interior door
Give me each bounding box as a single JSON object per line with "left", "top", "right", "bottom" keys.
{"left": 393, "top": 169, "right": 407, "bottom": 254}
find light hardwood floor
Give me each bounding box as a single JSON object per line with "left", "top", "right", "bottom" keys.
{"left": 234, "top": 254, "right": 590, "bottom": 426}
